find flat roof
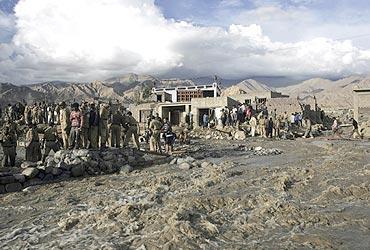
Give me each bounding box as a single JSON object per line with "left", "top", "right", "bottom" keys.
{"left": 353, "top": 88, "right": 370, "bottom": 92}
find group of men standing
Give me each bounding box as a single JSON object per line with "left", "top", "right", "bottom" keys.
{"left": 0, "top": 101, "right": 142, "bottom": 168}
{"left": 147, "top": 116, "right": 176, "bottom": 155}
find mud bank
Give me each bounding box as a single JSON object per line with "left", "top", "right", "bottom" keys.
{"left": 0, "top": 138, "right": 369, "bottom": 249}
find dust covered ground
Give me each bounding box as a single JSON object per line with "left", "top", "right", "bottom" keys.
{"left": 0, "top": 138, "right": 370, "bottom": 249}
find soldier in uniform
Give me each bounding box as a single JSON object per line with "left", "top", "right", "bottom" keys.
{"left": 123, "top": 111, "right": 140, "bottom": 150}
{"left": 99, "top": 103, "right": 109, "bottom": 148}
{"left": 25, "top": 123, "right": 41, "bottom": 162}
{"left": 89, "top": 103, "right": 99, "bottom": 149}
{"left": 0, "top": 123, "right": 17, "bottom": 167}
{"left": 42, "top": 121, "right": 60, "bottom": 162}
{"left": 149, "top": 116, "right": 162, "bottom": 152}
{"left": 69, "top": 103, "right": 83, "bottom": 149}
{"left": 24, "top": 103, "right": 32, "bottom": 125}
{"left": 109, "top": 108, "right": 124, "bottom": 148}
{"left": 80, "top": 102, "right": 90, "bottom": 149}
{"left": 59, "top": 102, "right": 70, "bottom": 149}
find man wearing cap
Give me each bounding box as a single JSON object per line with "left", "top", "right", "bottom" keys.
{"left": 89, "top": 102, "right": 99, "bottom": 149}
{"left": 42, "top": 121, "right": 60, "bottom": 162}
{"left": 59, "top": 102, "right": 70, "bottom": 149}
{"left": 0, "top": 122, "right": 17, "bottom": 167}
{"left": 99, "top": 103, "right": 109, "bottom": 148}
{"left": 123, "top": 111, "right": 140, "bottom": 150}
{"left": 149, "top": 115, "right": 163, "bottom": 152}
{"left": 69, "top": 103, "right": 83, "bottom": 149}
{"left": 25, "top": 123, "right": 41, "bottom": 162}
{"left": 109, "top": 107, "right": 125, "bottom": 148}
{"left": 80, "top": 102, "right": 90, "bottom": 149}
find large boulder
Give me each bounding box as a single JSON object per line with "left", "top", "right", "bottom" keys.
{"left": 21, "top": 161, "right": 37, "bottom": 169}
{"left": 5, "top": 183, "right": 22, "bottom": 192}
{"left": 13, "top": 174, "right": 26, "bottom": 183}
{"left": 71, "top": 165, "right": 85, "bottom": 177}
{"left": 74, "top": 149, "right": 89, "bottom": 158}
{"left": 120, "top": 164, "right": 134, "bottom": 174}
{"left": 234, "top": 131, "right": 246, "bottom": 140}
{"left": 22, "top": 168, "right": 39, "bottom": 179}
{"left": 0, "top": 175, "right": 15, "bottom": 185}
{"left": 179, "top": 162, "right": 192, "bottom": 170}
{"left": 24, "top": 178, "right": 43, "bottom": 187}
{"left": 51, "top": 168, "right": 63, "bottom": 176}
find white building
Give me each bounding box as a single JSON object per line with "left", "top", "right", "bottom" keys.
{"left": 152, "top": 82, "right": 221, "bottom": 103}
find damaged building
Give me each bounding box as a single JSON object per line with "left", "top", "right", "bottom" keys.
{"left": 353, "top": 88, "right": 370, "bottom": 137}
{"left": 131, "top": 80, "right": 320, "bottom": 129}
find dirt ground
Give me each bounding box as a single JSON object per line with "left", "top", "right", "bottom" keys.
{"left": 0, "top": 137, "right": 370, "bottom": 249}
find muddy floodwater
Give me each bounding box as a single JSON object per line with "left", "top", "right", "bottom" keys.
{"left": 1, "top": 138, "right": 370, "bottom": 249}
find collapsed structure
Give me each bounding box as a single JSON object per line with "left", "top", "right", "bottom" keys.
{"left": 131, "top": 80, "right": 322, "bottom": 129}
{"left": 353, "top": 88, "right": 370, "bottom": 137}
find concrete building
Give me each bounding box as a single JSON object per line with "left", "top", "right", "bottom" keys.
{"left": 152, "top": 82, "right": 221, "bottom": 103}
{"left": 132, "top": 81, "right": 303, "bottom": 129}
{"left": 353, "top": 88, "right": 370, "bottom": 137}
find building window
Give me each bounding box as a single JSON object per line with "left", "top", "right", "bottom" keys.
{"left": 257, "top": 98, "right": 267, "bottom": 104}
{"left": 245, "top": 99, "right": 251, "bottom": 105}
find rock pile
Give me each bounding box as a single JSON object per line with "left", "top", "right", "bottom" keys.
{"left": 237, "top": 145, "right": 283, "bottom": 156}
{"left": 0, "top": 149, "right": 167, "bottom": 194}
{"left": 170, "top": 156, "right": 214, "bottom": 170}
{"left": 189, "top": 128, "right": 246, "bottom": 141}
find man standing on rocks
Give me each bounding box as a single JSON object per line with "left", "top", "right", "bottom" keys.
{"left": 0, "top": 123, "right": 17, "bottom": 167}
{"left": 25, "top": 123, "right": 41, "bottom": 162}
{"left": 59, "top": 102, "right": 70, "bottom": 149}
{"left": 249, "top": 115, "right": 257, "bottom": 137}
{"left": 99, "top": 103, "right": 109, "bottom": 148}
{"left": 350, "top": 118, "right": 361, "bottom": 139}
{"left": 302, "top": 117, "right": 314, "bottom": 139}
{"left": 89, "top": 103, "right": 99, "bottom": 149}
{"left": 162, "top": 118, "right": 175, "bottom": 154}
{"left": 149, "top": 115, "right": 162, "bottom": 152}
{"left": 42, "top": 121, "right": 60, "bottom": 162}
{"left": 123, "top": 111, "right": 140, "bottom": 150}
{"left": 69, "top": 103, "right": 83, "bottom": 149}
{"left": 110, "top": 107, "right": 124, "bottom": 148}
{"left": 80, "top": 102, "right": 90, "bottom": 149}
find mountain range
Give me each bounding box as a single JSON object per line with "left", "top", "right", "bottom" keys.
{"left": 0, "top": 73, "right": 369, "bottom": 109}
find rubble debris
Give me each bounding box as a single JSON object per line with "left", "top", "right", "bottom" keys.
{"left": 237, "top": 145, "right": 283, "bottom": 156}
{"left": 0, "top": 148, "right": 171, "bottom": 194}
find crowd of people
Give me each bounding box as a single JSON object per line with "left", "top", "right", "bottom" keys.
{"left": 0, "top": 100, "right": 363, "bottom": 168}
{"left": 201, "top": 103, "right": 313, "bottom": 139}
{"left": 0, "top": 101, "right": 177, "bottom": 168}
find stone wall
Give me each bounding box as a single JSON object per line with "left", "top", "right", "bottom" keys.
{"left": 0, "top": 149, "right": 169, "bottom": 194}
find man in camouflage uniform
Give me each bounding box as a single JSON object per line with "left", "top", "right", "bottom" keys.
{"left": 0, "top": 123, "right": 17, "bottom": 167}
{"left": 149, "top": 116, "right": 162, "bottom": 152}
{"left": 25, "top": 123, "right": 41, "bottom": 162}
{"left": 59, "top": 102, "right": 70, "bottom": 149}
{"left": 89, "top": 103, "right": 99, "bottom": 149}
{"left": 69, "top": 103, "right": 83, "bottom": 149}
{"left": 109, "top": 108, "right": 124, "bottom": 148}
{"left": 42, "top": 121, "right": 60, "bottom": 162}
{"left": 123, "top": 111, "right": 140, "bottom": 150}
{"left": 99, "top": 103, "right": 109, "bottom": 148}
{"left": 80, "top": 102, "right": 90, "bottom": 149}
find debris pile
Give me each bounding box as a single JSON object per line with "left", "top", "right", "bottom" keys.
{"left": 0, "top": 149, "right": 169, "bottom": 194}
{"left": 237, "top": 145, "right": 283, "bottom": 156}
{"left": 189, "top": 128, "right": 246, "bottom": 141}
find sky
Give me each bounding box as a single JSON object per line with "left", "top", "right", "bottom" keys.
{"left": 1, "top": 0, "right": 370, "bottom": 84}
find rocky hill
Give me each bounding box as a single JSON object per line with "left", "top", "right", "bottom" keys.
{"left": 278, "top": 76, "right": 370, "bottom": 109}
{"left": 0, "top": 83, "right": 44, "bottom": 106}
{"left": 1, "top": 74, "right": 369, "bottom": 109}
{"left": 222, "top": 79, "right": 275, "bottom": 96}
{"left": 0, "top": 73, "right": 203, "bottom": 105}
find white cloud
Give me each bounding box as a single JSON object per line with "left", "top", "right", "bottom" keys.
{"left": 0, "top": 0, "right": 370, "bottom": 83}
